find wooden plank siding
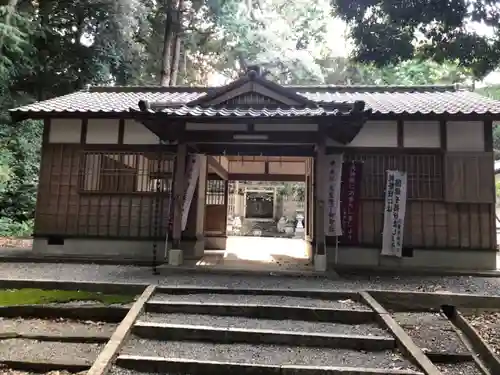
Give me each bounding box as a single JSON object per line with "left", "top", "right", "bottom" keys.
{"left": 35, "top": 142, "right": 496, "bottom": 250}
{"left": 326, "top": 150, "right": 496, "bottom": 250}
{"left": 35, "top": 144, "right": 176, "bottom": 239}
{"left": 204, "top": 179, "right": 227, "bottom": 235}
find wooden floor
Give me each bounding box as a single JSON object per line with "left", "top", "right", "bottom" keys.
{"left": 196, "top": 236, "right": 312, "bottom": 272}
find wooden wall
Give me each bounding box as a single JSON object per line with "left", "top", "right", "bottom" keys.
{"left": 327, "top": 150, "right": 496, "bottom": 250}
{"left": 38, "top": 117, "right": 496, "bottom": 251}
{"left": 354, "top": 200, "right": 495, "bottom": 249}
{"left": 35, "top": 144, "right": 176, "bottom": 239}
{"left": 204, "top": 179, "right": 227, "bottom": 235}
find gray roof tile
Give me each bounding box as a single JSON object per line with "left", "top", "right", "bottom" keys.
{"left": 152, "top": 105, "right": 346, "bottom": 117}
{"left": 10, "top": 84, "right": 500, "bottom": 117}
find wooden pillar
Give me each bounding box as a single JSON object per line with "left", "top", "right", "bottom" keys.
{"left": 309, "top": 157, "right": 315, "bottom": 245}
{"left": 172, "top": 143, "right": 187, "bottom": 248}
{"left": 314, "top": 138, "right": 326, "bottom": 259}
{"left": 194, "top": 155, "right": 207, "bottom": 256}
{"left": 223, "top": 179, "right": 229, "bottom": 235}
{"left": 304, "top": 164, "right": 309, "bottom": 238}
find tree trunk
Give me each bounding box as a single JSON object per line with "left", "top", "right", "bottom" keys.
{"left": 180, "top": 47, "right": 187, "bottom": 83}
{"left": 169, "top": 37, "right": 181, "bottom": 85}
{"left": 160, "top": 0, "right": 174, "bottom": 86}
{"left": 169, "top": 0, "right": 184, "bottom": 86}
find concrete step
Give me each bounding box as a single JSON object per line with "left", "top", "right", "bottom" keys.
{"left": 145, "top": 300, "right": 376, "bottom": 324}
{"left": 115, "top": 354, "right": 425, "bottom": 375}
{"left": 132, "top": 321, "right": 396, "bottom": 350}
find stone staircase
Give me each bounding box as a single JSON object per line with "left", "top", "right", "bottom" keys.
{"left": 108, "top": 287, "right": 425, "bottom": 375}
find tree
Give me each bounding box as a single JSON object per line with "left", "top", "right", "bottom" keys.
{"left": 476, "top": 84, "right": 500, "bottom": 158}
{"left": 331, "top": 0, "right": 500, "bottom": 78}
{"left": 212, "top": 0, "right": 337, "bottom": 84}
{"left": 0, "top": 0, "right": 482, "bottom": 237}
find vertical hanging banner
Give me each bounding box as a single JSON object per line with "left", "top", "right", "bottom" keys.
{"left": 339, "top": 161, "right": 363, "bottom": 245}
{"left": 181, "top": 154, "right": 201, "bottom": 231}
{"left": 324, "top": 154, "right": 343, "bottom": 236}
{"left": 381, "top": 170, "right": 408, "bottom": 257}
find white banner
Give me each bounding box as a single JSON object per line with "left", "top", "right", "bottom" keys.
{"left": 324, "top": 154, "right": 343, "bottom": 236}
{"left": 381, "top": 170, "right": 408, "bottom": 257}
{"left": 181, "top": 154, "right": 201, "bottom": 231}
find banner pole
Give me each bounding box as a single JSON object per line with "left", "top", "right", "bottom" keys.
{"left": 334, "top": 236, "right": 339, "bottom": 265}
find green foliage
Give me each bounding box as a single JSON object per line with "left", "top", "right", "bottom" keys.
{"left": 496, "top": 180, "right": 500, "bottom": 197}
{"left": 0, "top": 218, "right": 33, "bottom": 237}
{"left": 0, "top": 288, "right": 136, "bottom": 306}
{"left": 0, "top": 0, "right": 479, "bottom": 238}
{"left": 331, "top": 0, "right": 500, "bottom": 78}
{"left": 277, "top": 183, "right": 305, "bottom": 202}
{"left": 476, "top": 85, "right": 500, "bottom": 101}
{"left": 476, "top": 85, "right": 500, "bottom": 154}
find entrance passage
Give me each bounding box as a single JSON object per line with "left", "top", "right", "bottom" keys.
{"left": 200, "top": 236, "right": 310, "bottom": 271}
{"left": 201, "top": 154, "right": 315, "bottom": 272}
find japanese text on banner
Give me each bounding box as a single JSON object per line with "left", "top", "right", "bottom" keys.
{"left": 381, "top": 170, "right": 407, "bottom": 257}
{"left": 324, "top": 154, "right": 343, "bottom": 236}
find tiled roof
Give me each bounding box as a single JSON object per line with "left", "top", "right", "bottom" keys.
{"left": 143, "top": 105, "right": 348, "bottom": 117}
{"left": 10, "top": 84, "right": 500, "bottom": 117}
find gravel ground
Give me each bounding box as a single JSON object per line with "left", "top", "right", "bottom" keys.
{"left": 435, "top": 361, "right": 483, "bottom": 375}
{"left": 463, "top": 310, "right": 500, "bottom": 355}
{"left": 0, "top": 317, "right": 116, "bottom": 337}
{"left": 393, "top": 312, "right": 469, "bottom": 354}
{"left": 0, "top": 370, "right": 87, "bottom": 375}
{"left": 0, "top": 339, "right": 102, "bottom": 364}
{"left": 152, "top": 293, "right": 369, "bottom": 309}
{"left": 108, "top": 368, "right": 161, "bottom": 375}
{"left": 1, "top": 262, "right": 500, "bottom": 295}
{"left": 140, "top": 312, "right": 389, "bottom": 336}
{"left": 121, "top": 337, "right": 418, "bottom": 370}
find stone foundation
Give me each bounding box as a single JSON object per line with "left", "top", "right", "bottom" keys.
{"left": 32, "top": 238, "right": 205, "bottom": 260}
{"left": 328, "top": 246, "right": 498, "bottom": 270}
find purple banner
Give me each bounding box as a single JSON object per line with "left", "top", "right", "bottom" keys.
{"left": 339, "top": 161, "right": 363, "bottom": 245}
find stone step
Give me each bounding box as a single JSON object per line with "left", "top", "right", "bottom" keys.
{"left": 154, "top": 286, "right": 361, "bottom": 300}
{"left": 132, "top": 321, "right": 395, "bottom": 350}
{"left": 145, "top": 300, "right": 375, "bottom": 324}
{"left": 115, "top": 354, "right": 424, "bottom": 375}
{"left": 139, "top": 312, "right": 388, "bottom": 338}
{"left": 151, "top": 291, "right": 369, "bottom": 311}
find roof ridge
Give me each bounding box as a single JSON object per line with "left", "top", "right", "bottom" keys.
{"left": 88, "top": 85, "right": 209, "bottom": 93}
{"left": 87, "top": 83, "right": 470, "bottom": 94}
{"left": 291, "top": 84, "right": 461, "bottom": 93}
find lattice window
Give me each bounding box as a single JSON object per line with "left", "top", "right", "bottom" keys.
{"left": 222, "top": 93, "right": 281, "bottom": 106}
{"left": 79, "top": 151, "right": 174, "bottom": 193}
{"left": 344, "top": 152, "right": 443, "bottom": 200}
{"left": 206, "top": 179, "right": 226, "bottom": 205}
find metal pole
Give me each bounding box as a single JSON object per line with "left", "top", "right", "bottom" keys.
{"left": 164, "top": 157, "right": 176, "bottom": 261}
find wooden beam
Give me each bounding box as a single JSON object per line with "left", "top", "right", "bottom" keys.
{"left": 439, "top": 120, "right": 447, "bottom": 151}
{"left": 397, "top": 119, "right": 404, "bottom": 147}
{"left": 87, "top": 285, "right": 156, "bottom": 375}
{"left": 484, "top": 120, "right": 493, "bottom": 152}
{"left": 228, "top": 173, "right": 304, "bottom": 182}
{"left": 360, "top": 292, "right": 441, "bottom": 375}
{"left": 13, "top": 110, "right": 500, "bottom": 122}
{"left": 181, "top": 131, "right": 319, "bottom": 143}
{"left": 326, "top": 147, "right": 443, "bottom": 155}
{"left": 82, "top": 144, "right": 177, "bottom": 152}
{"left": 117, "top": 119, "right": 125, "bottom": 144}
{"left": 207, "top": 156, "right": 228, "bottom": 180}
{"left": 80, "top": 119, "right": 87, "bottom": 144}
{"left": 192, "top": 143, "right": 316, "bottom": 156}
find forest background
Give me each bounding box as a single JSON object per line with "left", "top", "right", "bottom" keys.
{"left": 2, "top": 0, "right": 500, "bottom": 237}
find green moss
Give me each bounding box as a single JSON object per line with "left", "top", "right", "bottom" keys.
{"left": 0, "top": 288, "right": 136, "bottom": 306}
